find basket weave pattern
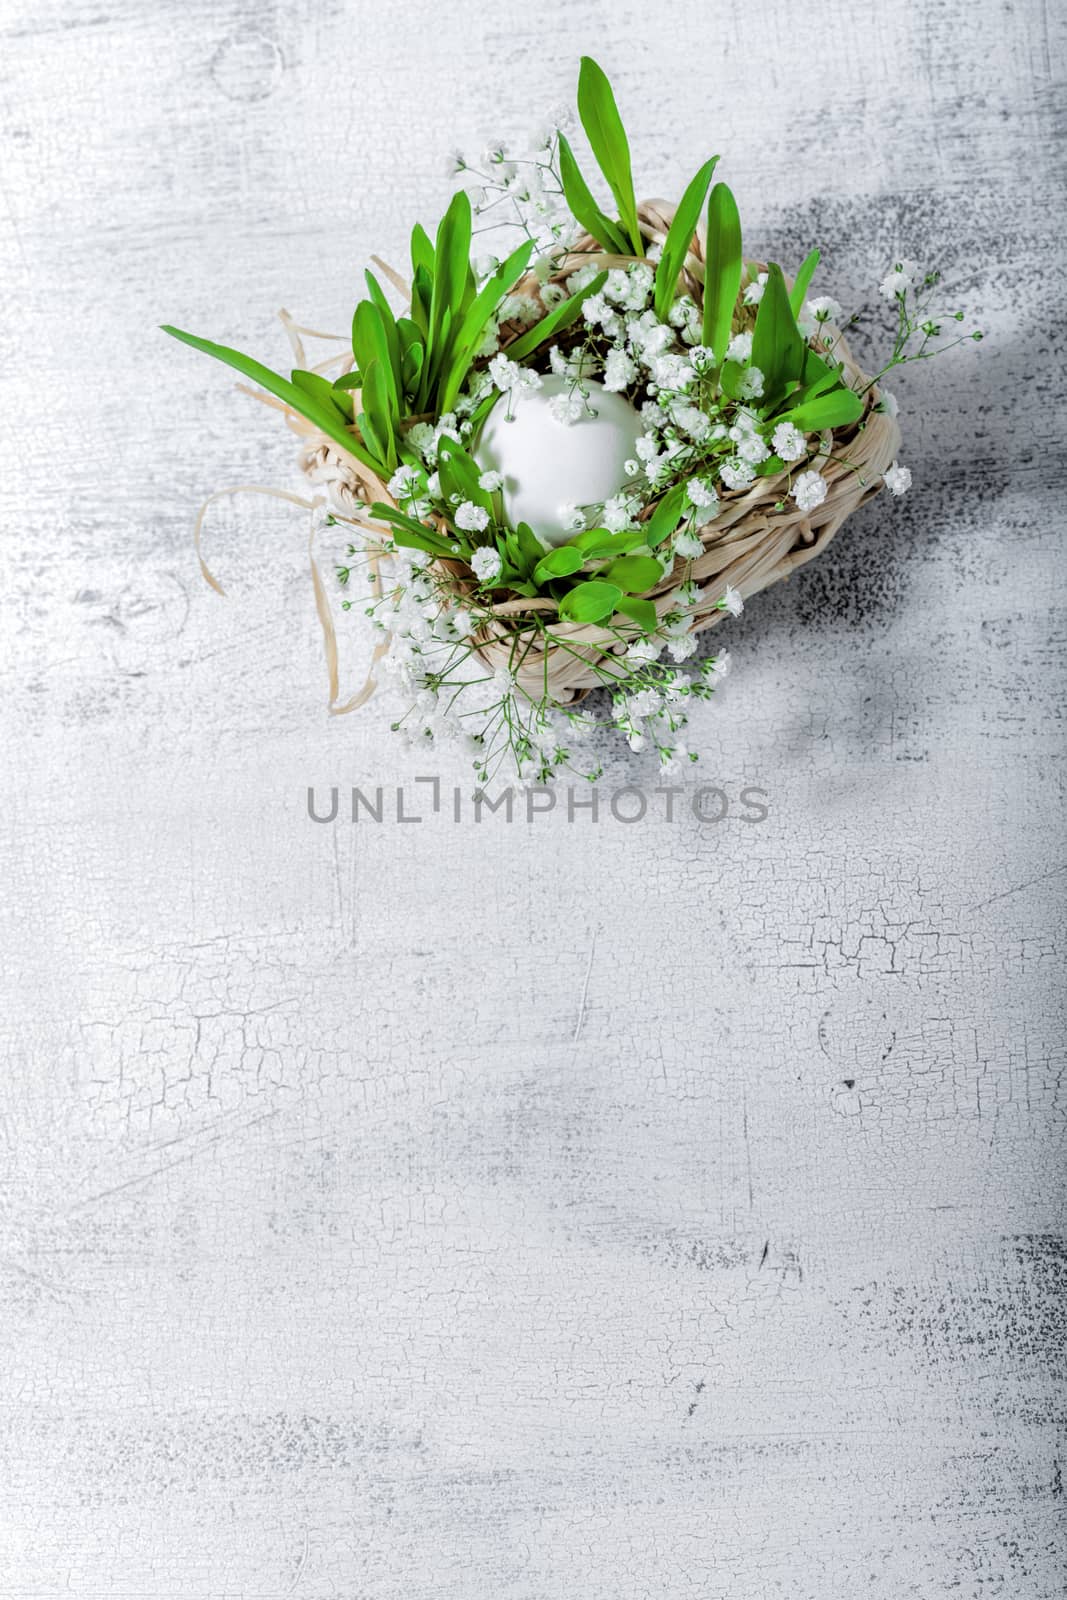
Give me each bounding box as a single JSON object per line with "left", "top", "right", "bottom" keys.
{"left": 297, "top": 199, "right": 902, "bottom": 705}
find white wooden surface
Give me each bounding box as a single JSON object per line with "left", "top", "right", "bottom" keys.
{"left": 1, "top": 1, "right": 1065, "bottom": 1595}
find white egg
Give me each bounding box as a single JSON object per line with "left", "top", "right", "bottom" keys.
{"left": 473, "top": 374, "right": 644, "bottom": 548}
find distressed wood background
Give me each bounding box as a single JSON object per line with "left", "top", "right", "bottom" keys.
{"left": 1, "top": 1, "right": 1065, "bottom": 1595}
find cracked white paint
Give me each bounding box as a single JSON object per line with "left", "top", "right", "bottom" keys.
{"left": 0, "top": 0, "right": 1065, "bottom": 1596}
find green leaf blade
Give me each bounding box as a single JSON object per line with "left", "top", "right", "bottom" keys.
{"left": 558, "top": 578, "right": 623, "bottom": 624}
{"left": 789, "top": 248, "right": 821, "bottom": 317}
{"left": 577, "top": 56, "right": 642, "bottom": 256}
{"left": 751, "top": 262, "right": 805, "bottom": 408}
{"left": 161, "top": 324, "right": 381, "bottom": 472}
{"left": 654, "top": 157, "right": 719, "bottom": 322}
{"left": 702, "top": 182, "right": 742, "bottom": 369}
{"left": 603, "top": 554, "right": 663, "bottom": 592}
{"left": 558, "top": 133, "right": 630, "bottom": 255}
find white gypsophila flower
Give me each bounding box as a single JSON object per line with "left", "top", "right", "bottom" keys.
{"left": 500, "top": 293, "right": 542, "bottom": 328}
{"left": 602, "top": 495, "right": 636, "bottom": 533}
{"left": 548, "top": 390, "right": 585, "bottom": 425}
{"left": 627, "top": 731, "right": 647, "bottom": 752}
{"left": 686, "top": 477, "right": 718, "bottom": 509}
{"left": 471, "top": 546, "right": 503, "bottom": 583}
{"left": 792, "top": 470, "right": 828, "bottom": 512}
{"left": 736, "top": 431, "right": 770, "bottom": 465}
{"left": 804, "top": 295, "right": 843, "bottom": 326}
{"left": 487, "top": 353, "right": 519, "bottom": 392}
{"left": 406, "top": 421, "right": 436, "bottom": 461}
{"left": 743, "top": 271, "right": 768, "bottom": 306}
{"left": 720, "top": 457, "right": 756, "bottom": 492}
{"left": 455, "top": 501, "right": 490, "bottom": 532}
{"left": 627, "top": 688, "right": 662, "bottom": 717}
{"left": 878, "top": 388, "right": 899, "bottom": 418}
{"left": 736, "top": 366, "right": 765, "bottom": 401}
{"left": 603, "top": 348, "right": 637, "bottom": 392}
{"left": 879, "top": 258, "right": 921, "bottom": 301}
{"left": 771, "top": 421, "right": 808, "bottom": 462}
{"left": 452, "top": 610, "right": 474, "bottom": 638}
{"left": 565, "top": 263, "right": 601, "bottom": 295}
{"left": 883, "top": 461, "right": 912, "bottom": 496}
{"left": 478, "top": 470, "right": 502, "bottom": 492}
{"left": 444, "top": 148, "right": 466, "bottom": 177}
{"left": 667, "top": 634, "right": 698, "bottom": 663}
{"left": 634, "top": 431, "right": 660, "bottom": 463}
{"left": 603, "top": 268, "right": 631, "bottom": 304}
{"left": 434, "top": 411, "right": 461, "bottom": 446}
{"left": 703, "top": 650, "right": 731, "bottom": 681}
{"left": 674, "top": 529, "right": 704, "bottom": 560}
{"left": 720, "top": 585, "right": 744, "bottom": 617}
{"left": 475, "top": 318, "right": 501, "bottom": 359}
{"left": 626, "top": 637, "right": 662, "bottom": 664}
{"left": 670, "top": 402, "right": 712, "bottom": 442}
{"left": 387, "top": 464, "right": 421, "bottom": 498}
{"left": 668, "top": 294, "right": 698, "bottom": 329}
{"left": 582, "top": 291, "right": 609, "bottom": 326}
{"left": 540, "top": 282, "right": 566, "bottom": 308}
{"left": 725, "top": 331, "right": 753, "bottom": 364}
{"left": 640, "top": 399, "right": 668, "bottom": 431}
{"left": 623, "top": 458, "right": 640, "bottom": 477}
{"left": 629, "top": 315, "right": 672, "bottom": 362}
{"left": 558, "top": 503, "right": 587, "bottom": 531}
{"left": 492, "top": 666, "right": 516, "bottom": 694}
{"left": 650, "top": 354, "right": 696, "bottom": 391}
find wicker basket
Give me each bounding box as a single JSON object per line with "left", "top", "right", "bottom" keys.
{"left": 297, "top": 199, "right": 901, "bottom": 705}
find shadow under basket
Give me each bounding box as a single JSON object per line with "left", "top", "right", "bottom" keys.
{"left": 296, "top": 199, "right": 902, "bottom": 706}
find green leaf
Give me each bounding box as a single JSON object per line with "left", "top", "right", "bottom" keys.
{"left": 557, "top": 132, "right": 630, "bottom": 255}
{"left": 368, "top": 502, "right": 455, "bottom": 556}
{"left": 558, "top": 578, "right": 623, "bottom": 624}
{"left": 644, "top": 483, "right": 689, "bottom": 548}
{"left": 603, "top": 554, "right": 664, "bottom": 592}
{"left": 782, "top": 387, "right": 864, "bottom": 431}
{"left": 789, "top": 248, "right": 820, "bottom": 317}
{"left": 616, "top": 595, "right": 658, "bottom": 634}
{"left": 502, "top": 270, "right": 609, "bottom": 363}
{"left": 410, "top": 223, "right": 435, "bottom": 280}
{"left": 291, "top": 368, "right": 349, "bottom": 420}
{"left": 751, "top": 262, "right": 805, "bottom": 407}
{"left": 533, "top": 545, "right": 584, "bottom": 583}
{"left": 654, "top": 157, "right": 719, "bottom": 322}
{"left": 573, "top": 526, "right": 646, "bottom": 559}
{"left": 364, "top": 270, "right": 404, "bottom": 400}
{"left": 435, "top": 433, "right": 493, "bottom": 513}
{"left": 577, "top": 56, "right": 643, "bottom": 256}
{"left": 161, "top": 324, "right": 382, "bottom": 472}
{"left": 438, "top": 238, "right": 535, "bottom": 412}
{"left": 359, "top": 359, "right": 395, "bottom": 467}
{"left": 515, "top": 521, "right": 544, "bottom": 567}
{"left": 423, "top": 189, "right": 472, "bottom": 405}
{"left": 351, "top": 301, "right": 400, "bottom": 423}
{"left": 410, "top": 263, "right": 433, "bottom": 337}
{"left": 702, "top": 183, "right": 742, "bottom": 369}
